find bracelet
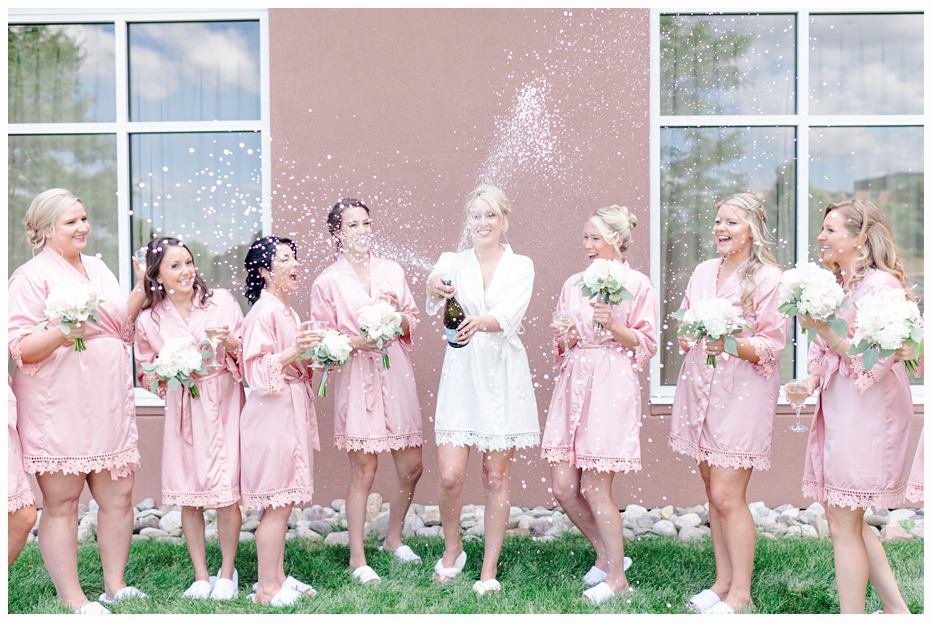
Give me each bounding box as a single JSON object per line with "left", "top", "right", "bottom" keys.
{"left": 830, "top": 337, "right": 844, "bottom": 351}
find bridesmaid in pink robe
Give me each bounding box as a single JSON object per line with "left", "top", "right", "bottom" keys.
{"left": 310, "top": 198, "right": 424, "bottom": 584}
{"left": 134, "top": 237, "right": 246, "bottom": 600}
{"left": 240, "top": 236, "right": 321, "bottom": 607}
{"left": 668, "top": 193, "right": 785, "bottom": 614}
{"left": 795, "top": 200, "right": 913, "bottom": 614}
{"left": 8, "top": 378, "right": 37, "bottom": 568}
{"left": 899, "top": 341, "right": 923, "bottom": 507}
{"left": 541, "top": 205, "right": 658, "bottom": 605}
{"left": 7, "top": 189, "right": 145, "bottom": 613}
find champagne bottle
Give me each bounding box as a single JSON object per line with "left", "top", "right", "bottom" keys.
{"left": 442, "top": 280, "right": 468, "bottom": 348}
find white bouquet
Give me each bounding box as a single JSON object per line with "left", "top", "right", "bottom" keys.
{"left": 32, "top": 283, "right": 105, "bottom": 352}
{"left": 302, "top": 329, "right": 353, "bottom": 397}
{"left": 575, "top": 258, "right": 635, "bottom": 329}
{"left": 141, "top": 337, "right": 210, "bottom": 399}
{"left": 672, "top": 298, "right": 750, "bottom": 367}
{"left": 778, "top": 261, "right": 849, "bottom": 343}
{"left": 850, "top": 288, "right": 923, "bottom": 374}
{"left": 357, "top": 301, "right": 404, "bottom": 369}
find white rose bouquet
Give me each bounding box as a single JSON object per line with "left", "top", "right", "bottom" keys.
{"left": 575, "top": 258, "right": 635, "bottom": 329}
{"left": 141, "top": 337, "right": 211, "bottom": 399}
{"left": 302, "top": 329, "right": 353, "bottom": 397}
{"left": 850, "top": 288, "right": 923, "bottom": 374}
{"left": 357, "top": 301, "right": 404, "bottom": 369}
{"left": 672, "top": 298, "right": 750, "bottom": 367}
{"left": 778, "top": 261, "right": 849, "bottom": 343}
{"left": 32, "top": 283, "right": 105, "bottom": 352}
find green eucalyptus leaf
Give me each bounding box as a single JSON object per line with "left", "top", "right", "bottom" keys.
{"left": 861, "top": 346, "right": 880, "bottom": 372}
{"left": 149, "top": 380, "right": 160, "bottom": 394}
{"left": 168, "top": 377, "right": 180, "bottom": 391}
{"left": 807, "top": 327, "right": 817, "bottom": 346}
{"left": 723, "top": 335, "right": 739, "bottom": 357}
{"left": 32, "top": 321, "right": 49, "bottom": 334}
{"left": 671, "top": 309, "right": 686, "bottom": 320}
{"left": 828, "top": 316, "right": 849, "bottom": 339}
{"left": 619, "top": 288, "right": 635, "bottom": 302}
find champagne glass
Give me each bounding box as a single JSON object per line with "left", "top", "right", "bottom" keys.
{"left": 304, "top": 320, "right": 327, "bottom": 365}
{"left": 134, "top": 247, "right": 148, "bottom": 273}
{"left": 204, "top": 320, "right": 224, "bottom": 368}
{"left": 784, "top": 380, "right": 810, "bottom": 433}
{"left": 689, "top": 336, "right": 700, "bottom": 366}
{"left": 552, "top": 310, "right": 573, "bottom": 356}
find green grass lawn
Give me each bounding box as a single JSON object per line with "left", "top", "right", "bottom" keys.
{"left": 7, "top": 534, "right": 924, "bottom": 614}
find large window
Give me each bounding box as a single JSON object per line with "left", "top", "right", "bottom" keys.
{"left": 651, "top": 10, "right": 924, "bottom": 402}
{"left": 8, "top": 9, "right": 271, "bottom": 401}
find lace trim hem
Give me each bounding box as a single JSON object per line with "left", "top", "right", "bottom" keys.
{"left": 162, "top": 487, "right": 241, "bottom": 509}
{"left": 241, "top": 486, "right": 314, "bottom": 510}
{"left": 668, "top": 433, "right": 770, "bottom": 471}
{"left": 334, "top": 432, "right": 423, "bottom": 454}
{"left": 631, "top": 330, "right": 650, "bottom": 372}
{"left": 801, "top": 479, "right": 905, "bottom": 510}
{"left": 24, "top": 447, "right": 140, "bottom": 480}
{"left": 263, "top": 353, "right": 285, "bottom": 395}
{"left": 541, "top": 447, "right": 641, "bottom": 473}
{"left": 747, "top": 337, "right": 776, "bottom": 379}
{"left": 849, "top": 355, "right": 877, "bottom": 394}
{"left": 121, "top": 319, "right": 135, "bottom": 345}
{"left": 9, "top": 333, "right": 45, "bottom": 376}
{"left": 904, "top": 483, "right": 923, "bottom": 505}
{"left": 436, "top": 429, "right": 540, "bottom": 453}
{"left": 8, "top": 485, "right": 36, "bottom": 513}
{"left": 140, "top": 373, "right": 166, "bottom": 399}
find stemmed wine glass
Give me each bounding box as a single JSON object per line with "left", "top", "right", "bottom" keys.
{"left": 552, "top": 310, "right": 573, "bottom": 356}
{"left": 204, "top": 320, "right": 224, "bottom": 368}
{"left": 784, "top": 380, "right": 811, "bottom": 433}
{"left": 304, "top": 320, "right": 327, "bottom": 366}
{"left": 689, "top": 336, "right": 701, "bottom": 366}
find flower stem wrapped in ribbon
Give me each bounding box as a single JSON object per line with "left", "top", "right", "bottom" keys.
{"left": 32, "top": 284, "right": 105, "bottom": 352}
{"left": 141, "top": 337, "right": 210, "bottom": 399}
{"left": 849, "top": 287, "right": 923, "bottom": 374}
{"left": 778, "top": 261, "right": 849, "bottom": 344}
{"left": 302, "top": 329, "right": 352, "bottom": 397}
{"left": 357, "top": 301, "right": 404, "bottom": 369}
{"left": 575, "top": 258, "right": 635, "bottom": 330}
{"left": 672, "top": 298, "right": 751, "bottom": 368}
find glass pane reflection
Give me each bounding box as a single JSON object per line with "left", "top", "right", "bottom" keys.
{"left": 129, "top": 22, "right": 260, "bottom": 122}
{"left": 8, "top": 134, "right": 118, "bottom": 276}
{"left": 810, "top": 14, "right": 923, "bottom": 115}
{"left": 130, "top": 132, "right": 263, "bottom": 314}
{"left": 660, "top": 126, "right": 796, "bottom": 385}
{"left": 660, "top": 14, "right": 796, "bottom": 116}
{"left": 809, "top": 126, "right": 923, "bottom": 384}
{"left": 8, "top": 24, "right": 116, "bottom": 123}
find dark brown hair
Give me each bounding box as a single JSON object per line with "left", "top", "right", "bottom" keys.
{"left": 141, "top": 237, "right": 213, "bottom": 322}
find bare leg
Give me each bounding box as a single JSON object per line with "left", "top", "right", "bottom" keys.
{"left": 550, "top": 461, "right": 607, "bottom": 569}
{"left": 436, "top": 444, "right": 469, "bottom": 572}
{"left": 825, "top": 504, "right": 871, "bottom": 613}
{"left": 254, "top": 503, "right": 292, "bottom": 603}
{"left": 383, "top": 446, "right": 423, "bottom": 552}
{"left": 706, "top": 464, "right": 755, "bottom": 610}
{"left": 8, "top": 504, "right": 37, "bottom": 568}
{"left": 581, "top": 469, "right": 629, "bottom": 593}
{"left": 36, "top": 471, "right": 90, "bottom": 610}
{"left": 699, "top": 461, "right": 731, "bottom": 599}
{"left": 181, "top": 507, "right": 208, "bottom": 582}
{"left": 862, "top": 522, "right": 910, "bottom": 614}
{"left": 346, "top": 450, "right": 378, "bottom": 570}
{"left": 87, "top": 470, "right": 135, "bottom": 600}
{"left": 216, "top": 503, "right": 241, "bottom": 580}
{"left": 479, "top": 448, "right": 515, "bottom": 582}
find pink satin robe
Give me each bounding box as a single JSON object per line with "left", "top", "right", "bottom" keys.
{"left": 8, "top": 379, "right": 35, "bottom": 512}
{"left": 802, "top": 270, "right": 914, "bottom": 509}
{"left": 8, "top": 247, "right": 138, "bottom": 479}
{"left": 669, "top": 258, "right": 786, "bottom": 470}
{"left": 905, "top": 428, "right": 923, "bottom": 505}
{"left": 134, "top": 289, "right": 245, "bottom": 507}
{"left": 310, "top": 254, "right": 423, "bottom": 453}
{"left": 239, "top": 290, "right": 318, "bottom": 509}
{"left": 541, "top": 263, "right": 658, "bottom": 472}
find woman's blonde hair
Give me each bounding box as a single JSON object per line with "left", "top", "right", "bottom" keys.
{"left": 464, "top": 184, "right": 512, "bottom": 233}
{"left": 717, "top": 193, "right": 780, "bottom": 317}
{"left": 586, "top": 205, "right": 638, "bottom": 255}
{"left": 822, "top": 199, "right": 915, "bottom": 299}
{"left": 24, "top": 188, "right": 82, "bottom": 254}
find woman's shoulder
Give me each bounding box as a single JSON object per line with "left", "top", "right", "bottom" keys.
{"left": 858, "top": 268, "right": 903, "bottom": 293}
{"left": 506, "top": 249, "right": 534, "bottom": 271}
{"left": 373, "top": 255, "right": 405, "bottom": 275}
{"left": 753, "top": 263, "right": 784, "bottom": 285}
{"left": 695, "top": 258, "right": 722, "bottom": 274}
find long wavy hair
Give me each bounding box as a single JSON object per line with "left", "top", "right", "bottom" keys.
{"left": 716, "top": 193, "right": 780, "bottom": 318}
{"left": 822, "top": 199, "right": 915, "bottom": 300}
{"left": 244, "top": 236, "right": 297, "bottom": 304}
{"left": 141, "top": 237, "right": 212, "bottom": 324}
